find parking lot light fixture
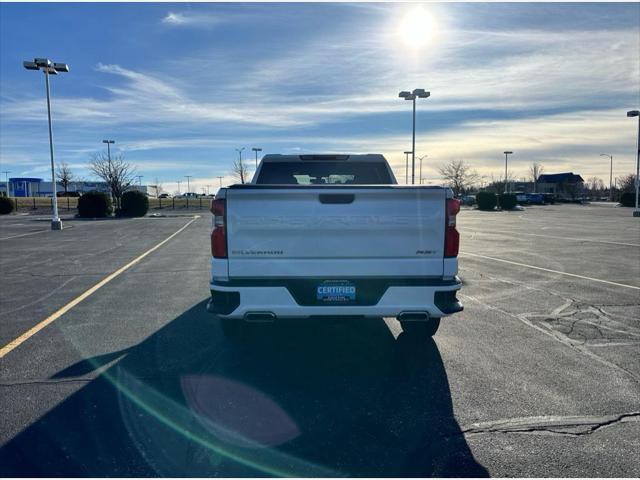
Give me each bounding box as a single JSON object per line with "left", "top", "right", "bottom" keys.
{"left": 417, "top": 155, "right": 428, "bottom": 184}
{"left": 102, "top": 140, "right": 115, "bottom": 163}
{"left": 24, "top": 57, "right": 69, "bottom": 230}
{"left": 185, "top": 175, "right": 192, "bottom": 194}
{"left": 399, "top": 89, "right": 430, "bottom": 184}
{"left": 403, "top": 151, "right": 412, "bottom": 184}
{"left": 503, "top": 151, "right": 513, "bottom": 193}
{"left": 627, "top": 110, "right": 640, "bottom": 216}
{"left": 600, "top": 154, "right": 614, "bottom": 201}
{"left": 252, "top": 147, "right": 262, "bottom": 169}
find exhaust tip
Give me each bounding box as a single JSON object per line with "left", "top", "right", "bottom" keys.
{"left": 397, "top": 311, "right": 430, "bottom": 322}
{"left": 244, "top": 312, "right": 276, "bottom": 322}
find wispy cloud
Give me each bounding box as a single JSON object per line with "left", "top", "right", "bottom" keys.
{"left": 161, "top": 11, "right": 225, "bottom": 28}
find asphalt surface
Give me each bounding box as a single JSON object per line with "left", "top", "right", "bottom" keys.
{"left": 0, "top": 204, "right": 638, "bottom": 477}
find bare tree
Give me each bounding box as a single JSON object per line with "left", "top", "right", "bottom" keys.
{"left": 617, "top": 173, "right": 637, "bottom": 193}
{"left": 529, "top": 162, "right": 544, "bottom": 193}
{"left": 56, "top": 162, "right": 75, "bottom": 193}
{"left": 437, "top": 160, "right": 478, "bottom": 197}
{"left": 232, "top": 156, "right": 249, "bottom": 184}
{"left": 89, "top": 152, "right": 135, "bottom": 209}
{"left": 586, "top": 176, "right": 604, "bottom": 193}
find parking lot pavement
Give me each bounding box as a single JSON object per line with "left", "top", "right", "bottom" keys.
{"left": 0, "top": 215, "right": 202, "bottom": 346}
{"left": 0, "top": 205, "right": 639, "bottom": 476}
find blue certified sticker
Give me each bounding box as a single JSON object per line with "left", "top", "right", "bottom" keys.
{"left": 317, "top": 281, "right": 356, "bottom": 302}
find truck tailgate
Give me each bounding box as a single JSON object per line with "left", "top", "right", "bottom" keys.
{"left": 226, "top": 187, "right": 446, "bottom": 278}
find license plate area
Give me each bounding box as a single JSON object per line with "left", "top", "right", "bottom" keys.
{"left": 316, "top": 280, "right": 356, "bottom": 303}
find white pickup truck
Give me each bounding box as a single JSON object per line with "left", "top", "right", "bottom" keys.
{"left": 208, "top": 154, "right": 462, "bottom": 339}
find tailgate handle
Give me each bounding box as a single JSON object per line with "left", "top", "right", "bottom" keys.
{"left": 319, "top": 194, "right": 354, "bottom": 204}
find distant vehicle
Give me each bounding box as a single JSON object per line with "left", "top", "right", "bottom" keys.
{"left": 175, "top": 192, "right": 200, "bottom": 199}
{"left": 526, "top": 193, "right": 544, "bottom": 205}
{"left": 514, "top": 192, "right": 528, "bottom": 204}
{"left": 461, "top": 194, "right": 476, "bottom": 206}
{"left": 541, "top": 193, "right": 556, "bottom": 204}
{"left": 56, "top": 191, "right": 81, "bottom": 197}
{"left": 158, "top": 193, "right": 171, "bottom": 199}
{"left": 208, "top": 153, "right": 463, "bottom": 341}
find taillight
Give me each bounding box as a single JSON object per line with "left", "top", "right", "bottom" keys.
{"left": 445, "top": 198, "right": 460, "bottom": 257}
{"left": 211, "top": 198, "right": 227, "bottom": 258}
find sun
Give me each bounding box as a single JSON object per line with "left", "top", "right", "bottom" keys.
{"left": 398, "top": 7, "right": 437, "bottom": 48}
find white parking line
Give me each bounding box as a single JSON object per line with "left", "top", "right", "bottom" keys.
{"left": 462, "top": 230, "right": 639, "bottom": 248}
{"left": 460, "top": 252, "right": 640, "bottom": 291}
{"left": 0, "top": 228, "right": 62, "bottom": 241}
{"left": 0, "top": 217, "right": 198, "bottom": 359}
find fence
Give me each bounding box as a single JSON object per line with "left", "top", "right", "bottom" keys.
{"left": 9, "top": 196, "right": 212, "bottom": 214}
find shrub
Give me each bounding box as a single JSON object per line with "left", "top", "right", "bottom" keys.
{"left": 619, "top": 192, "right": 635, "bottom": 207}
{"left": 120, "top": 190, "right": 149, "bottom": 217}
{"left": 476, "top": 191, "right": 497, "bottom": 211}
{"left": 498, "top": 193, "right": 517, "bottom": 210}
{"left": 0, "top": 196, "right": 14, "bottom": 215}
{"left": 78, "top": 191, "right": 112, "bottom": 218}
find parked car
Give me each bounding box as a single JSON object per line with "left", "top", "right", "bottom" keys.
{"left": 525, "top": 193, "right": 544, "bottom": 205}
{"left": 541, "top": 193, "right": 556, "bottom": 204}
{"left": 514, "top": 192, "right": 528, "bottom": 204}
{"left": 461, "top": 194, "right": 476, "bottom": 206}
{"left": 208, "top": 153, "right": 463, "bottom": 340}
{"left": 158, "top": 193, "right": 171, "bottom": 199}
{"left": 56, "top": 191, "right": 81, "bottom": 197}
{"left": 175, "top": 192, "right": 200, "bottom": 199}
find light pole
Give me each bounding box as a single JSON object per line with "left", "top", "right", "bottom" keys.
{"left": 177, "top": 180, "right": 181, "bottom": 195}
{"left": 503, "top": 151, "right": 513, "bottom": 193}
{"left": 136, "top": 175, "right": 143, "bottom": 187}
{"left": 217, "top": 176, "right": 223, "bottom": 188}
{"left": 627, "top": 110, "right": 640, "bottom": 216}
{"left": 252, "top": 147, "right": 262, "bottom": 169}
{"left": 403, "top": 151, "right": 412, "bottom": 184}
{"left": 185, "top": 175, "right": 192, "bottom": 194}
{"left": 399, "top": 89, "right": 430, "bottom": 184}
{"left": 24, "top": 58, "right": 69, "bottom": 230}
{"left": 600, "top": 154, "right": 613, "bottom": 201}
{"left": 2, "top": 171, "right": 10, "bottom": 197}
{"left": 102, "top": 139, "right": 115, "bottom": 162}
{"left": 417, "top": 155, "right": 427, "bottom": 184}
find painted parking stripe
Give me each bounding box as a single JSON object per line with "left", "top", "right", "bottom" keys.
{"left": 460, "top": 252, "right": 640, "bottom": 291}
{"left": 462, "top": 230, "right": 639, "bottom": 248}
{"left": 0, "top": 217, "right": 198, "bottom": 359}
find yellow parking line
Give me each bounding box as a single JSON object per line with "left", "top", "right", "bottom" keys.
{"left": 0, "top": 217, "right": 198, "bottom": 359}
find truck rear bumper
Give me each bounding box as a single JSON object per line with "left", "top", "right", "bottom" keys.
{"left": 207, "top": 277, "right": 462, "bottom": 319}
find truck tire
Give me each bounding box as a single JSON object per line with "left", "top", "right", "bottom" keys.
{"left": 220, "top": 318, "right": 247, "bottom": 343}
{"left": 400, "top": 318, "right": 440, "bottom": 337}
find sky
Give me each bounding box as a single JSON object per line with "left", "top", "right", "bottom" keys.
{"left": 0, "top": 2, "right": 639, "bottom": 194}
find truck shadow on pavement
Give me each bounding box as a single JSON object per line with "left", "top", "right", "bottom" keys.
{"left": 0, "top": 301, "right": 488, "bottom": 477}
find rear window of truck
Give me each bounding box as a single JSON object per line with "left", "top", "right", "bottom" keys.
{"left": 255, "top": 161, "right": 393, "bottom": 185}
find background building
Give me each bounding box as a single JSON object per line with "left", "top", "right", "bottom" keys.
{"left": 537, "top": 173, "right": 584, "bottom": 199}
{"left": 0, "top": 178, "right": 154, "bottom": 197}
